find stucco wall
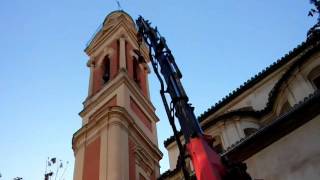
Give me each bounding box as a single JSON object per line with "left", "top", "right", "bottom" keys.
{"left": 230, "top": 76, "right": 279, "bottom": 111}
{"left": 245, "top": 115, "right": 320, "bottom": 180}
{"left": 167, "top": 142, "right": 180, "bottom": 170}
{"left": 165, "top": 49, "right": 320, "bottom": 176}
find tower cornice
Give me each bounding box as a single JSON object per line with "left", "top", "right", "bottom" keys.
{"left": 80, "top": 69, "right": 158, "bottom": 122}
{"left": 73, "top": 106, "right": 163, "bottom": 160}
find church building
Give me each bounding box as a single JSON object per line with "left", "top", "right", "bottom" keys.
{"left": 160, "top": 17, "right": 320, "bottom": 180}
{"left": 72, "top": 10, "right": 320, "bottom": 180}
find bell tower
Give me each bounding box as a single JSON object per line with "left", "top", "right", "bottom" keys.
{"left": 72, "top": 11, "right": 162, "bottom": 180}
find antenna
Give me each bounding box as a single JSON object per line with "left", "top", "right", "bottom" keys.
{"left": 116, "top": 0, "right": 122, "bottom": 10}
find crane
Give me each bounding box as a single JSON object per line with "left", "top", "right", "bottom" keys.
{"left": 135, "top": 16, "right": 251, "bottom": 180}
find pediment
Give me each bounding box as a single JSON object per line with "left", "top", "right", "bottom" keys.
{"left": 103, "top": 13, "right": 135, "bottom": 28}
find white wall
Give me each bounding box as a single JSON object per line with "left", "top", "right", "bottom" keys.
{"left": 230, "top": 77, "right": 279, "bottom": 111}
{"left": 245, "top": 115, "right": 320, "bottom": 180}
{"left": 165, "top": 53, "right": 320, "bottom": 175}
{"left": 167, "top": 143, "right": 180, "bottom": 170}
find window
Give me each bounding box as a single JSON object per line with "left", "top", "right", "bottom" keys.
{"left": 214, "top": 144, "right": 223, "bottom": 154}
{"left": 244, "top": 128, "right": 258, "bottom": 137}
{"left": 308, "top": 65, "right": 320, "bottom": 90}
{"left": 212, "top": 136, "right": 223, "bottom": 154}
{"left": 103, "top": 56, "right": 110, "bottom": 83}
{"left": 313, "top": 75, "right": 320, "bottom": 89}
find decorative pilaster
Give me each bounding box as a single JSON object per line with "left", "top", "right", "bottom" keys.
{"left": 107, "top": 117, "right": 129, "bottom": 180}
{"left": 119, "top": 37, "right": 127, "bottom": 70}
{"left": 87, "top": 59, "right": 95, "bottom": 97}
{"left": 73, "top": 147, "right": 85, "bottom": 180}
{"left": 99, "top": 129, "right": 108, "bottom": 180}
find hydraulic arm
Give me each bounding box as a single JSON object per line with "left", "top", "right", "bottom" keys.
{"left": 136, "top": 16, "right": 251, "bottom": 180}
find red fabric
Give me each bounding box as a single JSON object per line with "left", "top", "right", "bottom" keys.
{"left": 186, "top": 136, "right": 225, "bottom": 180}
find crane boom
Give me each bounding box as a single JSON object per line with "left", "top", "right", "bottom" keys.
{"left": 136, "top": 16, "right": 251, "bottom": 180}
{"left": 136, "top": 16, "right": 202, "bottom": 143}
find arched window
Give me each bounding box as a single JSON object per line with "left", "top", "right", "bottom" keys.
{"left": 308, "top": 65, "right": 320, "bottom": 90}
{"left": 102, "top": 56, "right": 110, "bottom": 83}
{"left": 244, "top": 128, "right": 258, "bottom": 137}
{"left": 312, "top": 76, "right": 320, "bottom": 89}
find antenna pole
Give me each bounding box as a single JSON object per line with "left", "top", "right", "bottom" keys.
{"left": 116, "top": 0, "right": 122, "bottom": 10}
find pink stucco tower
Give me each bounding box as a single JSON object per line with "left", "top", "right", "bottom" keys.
{"left": 72, "top": 11, "right": 162, "bottom": 180}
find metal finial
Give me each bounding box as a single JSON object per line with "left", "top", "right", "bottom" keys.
{"left": 116, "top": 0, "right": 122, "bottom": 10}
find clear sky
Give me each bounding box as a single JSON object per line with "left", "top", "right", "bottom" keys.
{"left": 0, "top": 0, "right": 316, "bottom": 179}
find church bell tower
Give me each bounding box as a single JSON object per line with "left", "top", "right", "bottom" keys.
{"left": 72, "top": 11, "right": 162, "bottom": 180}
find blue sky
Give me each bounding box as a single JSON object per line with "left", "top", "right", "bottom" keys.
{"left": 0, "top": 0, "right": 316, "bottom": 179}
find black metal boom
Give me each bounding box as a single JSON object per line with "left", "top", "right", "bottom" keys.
{"left": 136, "top": 16, "right": 203, "bottom": 143}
